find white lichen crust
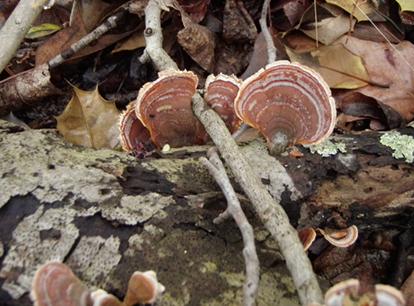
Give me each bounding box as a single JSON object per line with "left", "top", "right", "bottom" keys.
{"left": 380, "top": 131, "right": 414, "bottom": 163}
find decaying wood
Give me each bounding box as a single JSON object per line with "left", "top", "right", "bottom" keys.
{"left": 0, "top": 120, "right": 413, "bottom": 305}
{"left": 0, "top": 64, "right": 61, "bottom": 117}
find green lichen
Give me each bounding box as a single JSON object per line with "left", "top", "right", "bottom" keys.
{"left": 306, "top": 139, "right": 347, "bottom": 157}
{"left": 200, "top": 261, "right": 217, "bottom": 273}
{"left": 380, "top": 131, "right": 414, "bottom": 163}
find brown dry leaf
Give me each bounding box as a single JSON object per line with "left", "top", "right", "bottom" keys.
{"left": 35, "top": 0, "right": 118, "bottom": 65}
{"left": 111, "top": 30, "right": 146, "bottom": 54}
{"left": 325, "top": 0, "right": 377, "bottom": 22}
{"left": 56, "top": 86, "right": 120, "bottom": 149}
{"left": 177, "top": 22, "right": 216, "bottom": 72}
{"left": 301, "top": 14, "right": 356, "bottom": 45}
{"left": 339, "top": 36, "right": 414, "bottom": 123}
{"left": 222, "top": 0, "right": 257, "bottom": 43}
{"left": 285, "top": 42, "right": 369, "bottom": 89}
{"left": 177, "top": 0, "right": 210, "bottom": 23}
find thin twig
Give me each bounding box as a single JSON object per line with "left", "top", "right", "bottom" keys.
{"left": 201, "top": 150, "right": 259, "bottom": 306}
{"left": 48, "top": 9, "right": 127, "bottom": 68}
{"left": 0, "top": 0, "right": 50, "bottom": 73}
{"left": 141, "top": 1, "right": 323, "bottom": 304}
{"left": 259, "top": 0, "right": 276, "bottom": 63}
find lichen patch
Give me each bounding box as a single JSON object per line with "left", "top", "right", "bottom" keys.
{"left": 380, "top": 131, "right": 414, "bottom": 163}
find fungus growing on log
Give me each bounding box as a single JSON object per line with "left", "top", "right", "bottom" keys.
{"left": 234, "top": 60, "right": 336, "bottom": 155}
{"left": 31, "top": 262, "right": 91, "bottom": 306}
{"left": 123, "top": 271, "right": 165, "bottom": 305}
{"left": 135, "top": 70, "right": 207, "bottom": 148}
{"left": 324, "top": 279, "right": 406, "bottom": 306}
{"left": 204, "top": 73, "right": 242, "bottom": 132}
{"left": 90, "top": 289, "right": 122, "bottom": 306}
{"left": 320, "top": 225, "right": 358, "bottom": 248}
{"left": 298, "top": 227, "right": 317, "bottom": 251}
{"left": 119, "top": 101, "right": 151, "bottom": 153}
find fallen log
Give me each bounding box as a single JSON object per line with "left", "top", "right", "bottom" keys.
{"left": 0, "top": 119, "right": 413, "bottom": 305}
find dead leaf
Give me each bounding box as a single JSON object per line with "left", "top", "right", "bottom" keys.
{"left": 222, "top": 0, "right": 257, "bottom": 42}
{"left": 395, "top": 0, "right": 414, "bottom": 12}
{"left": 26, "top": 23, "right": 62, "bottom": 39}
{"left": 339, "top": 36, "right": 414, "bottom": 123}
{"left": 112, "top": 31, "right": 146, "bottom": 54}
{"left": 177, "top": 22, "right": 216, "bottom": 72}
{"left": 301, "top": 14, "right": 356, "bottom": 45}
{"left": 177, "top": 0, "right": 210, "bottom": 23}
{"left": 325, "top": 0, "right": 378, "bottom": 22}
{"left": 56, "top": 86, "right": 120, "bottom": 149}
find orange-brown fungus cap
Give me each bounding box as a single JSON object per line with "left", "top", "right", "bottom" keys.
{"left": 298, "top": 227, "right": 317, "bottom": 251}
{"left": 90, "top": 289, "right": 122, "bottom": 306}
{"left": 320, "top": 225, "right": 358, "bottom": 248}
{"left": 119, "top": 101, "right": 151, "bottom": 152}
{"left": 31, "top": 262, "right": 91, "bottom": 306}
{"left": 123, "top": 271, "right": 165, "bottom": 306}
{"left": 234, "top": 61, "right": 336, "bottom": 150}
{"left": 205, "top": 73, "right": 242, "bottom": 133}
{"left": 135, "top": 70, "right": 207, "bottom": 148}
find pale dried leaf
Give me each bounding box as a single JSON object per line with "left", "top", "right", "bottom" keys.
{"left": 112, "top": 31, "right": 146, "bottom": 53}
{"left": 56, "top": 87, "right": 120, "bottom": 149}
{"left": 395, "top": 0, "right": 414, "bottom": 12}
{"left": 325, "top": 0, "right": 376, "bottom": 22}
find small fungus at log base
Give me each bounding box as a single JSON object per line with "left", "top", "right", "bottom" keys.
{"left": 204, "top": 73, "right": 242, "bottom": 133}
{"left": 31, "top": 261, "right": 92, "bottom": 306}
{"left": 234, "top": 60, "right": 336, "bottom": 155}
{"left": 90, "top": 289, "right": 122, "bottom": 306}
{"left": 324, "top": 279, "right": 406, "bottom": 306}
{"left": 123, "top": 271, "right": 165, "bottom": 305}
{"left": 320, "top": 225, "right": 359, "bottom": 248}
{"left": 119, "top": 101, "right": 152, "bottom": 153}
{"left": 298, "top": 227, "right": 317, "bottom": 251}
{"left": 135, "top": 70, "right": 208, "bottom": 148}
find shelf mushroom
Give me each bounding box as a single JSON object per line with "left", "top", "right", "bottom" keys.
{"left": 123, "top": 271, "right": 165, "bottom": 305}
{"left": 234, "top": 60, "right": 336, "bottom": 155}
{"left": 320, "top": 225, "right": 359, "bottom": 248}
{"left": 31, "top": 262, "right": 92, "bottom": 306}
{"left": 119, "top": 101, "right": 152, "bottom": 153}
{"left": 324, "top": 278, "right": 406, "bottom": 306}
{"left": 135, "top": 70, "right": 207, "bottom": 148}
{"left": 298, "top": 227, "right": 317, "bottom": 251}
{"left": 204, "top": 73, "right": 242, "bottom": 133}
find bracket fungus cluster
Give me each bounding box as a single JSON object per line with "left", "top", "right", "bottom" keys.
{"left": 120, "top": 61, "right": 336, "bottom": 155}
{"left": 299, "top": 225, "right": 358, "bottom": 251}
{"left": 31, "top": 262, "right": 164, "bottom": 306}
{"left": 234, "top": 60, "right": 336, "bottom": 155}
{"left": 120, "top": 70, "right": 208, "bottom": 152}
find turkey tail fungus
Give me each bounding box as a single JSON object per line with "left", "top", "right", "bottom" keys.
{"left": 135, "top": 70, "right": 208, "bottom": 148}
{"left": 31, "top": 262, "right": 92, "bottom": 306}
{"left": 319, "top": 225, "right": 359, "bottom": 248}
{"left": 123, "top": 271, "right": 165, "bottom": 306}
{"left": 204, "top": 73, "right": 242, "bottom": 133}
{"left": 234, "top": 60, "right": 336, "bottom": 155}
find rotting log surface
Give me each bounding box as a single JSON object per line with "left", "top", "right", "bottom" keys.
{"left": 0, "top": 119, "right": 413, "bottom": 305}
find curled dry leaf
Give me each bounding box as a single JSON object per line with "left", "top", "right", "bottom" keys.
{"left": 325, "top": 0, "right": 378, "bottom": 22}
{"left": 177, "top": 22, "right": 216, "bottom": 72}
{"left": 56, "top": 86, "right": 120, "bottom": 149}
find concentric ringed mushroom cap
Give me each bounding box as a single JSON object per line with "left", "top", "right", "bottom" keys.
{"left": 320, "top": 225, "right": 358, "bottom": 248}
{"left": 234, "top": 60, "right": 336, "bottom": 153}
{"left": 205, "top": 73, "right": 242, "bottom": 132}
{"left": 135, "top": 70, "right": 207, "bottom": 148}
{"left": 31, "top": 261, "right": 92, "bottom": 306}
{"left": 119, "top": 101, "right": 151, "bottom": 152}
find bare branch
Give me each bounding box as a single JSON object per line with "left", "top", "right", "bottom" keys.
{"left": 141, "top": 1, "right": 324, "bottom": 304}
{"left": 259, "top": 0, "right": 276, "bottom": 63}
{"left": 0, "top": 0, "right": 50, "bottom": 73}
{"left": 201, "top": 150, "right": 259, "bottom": 306}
